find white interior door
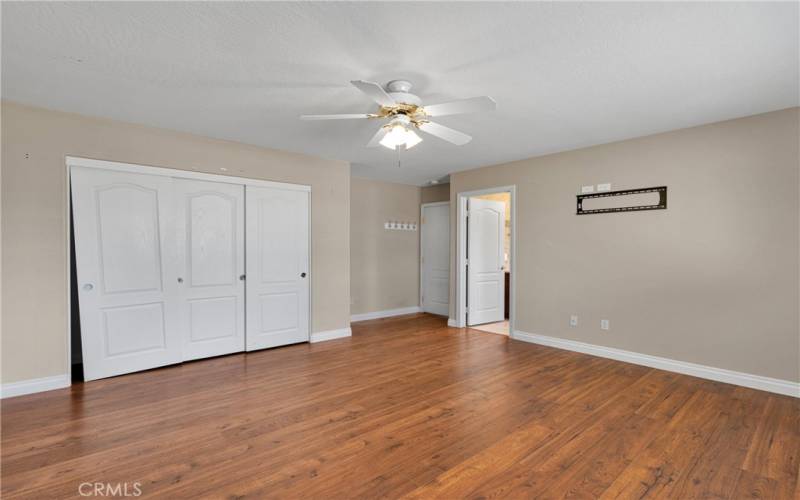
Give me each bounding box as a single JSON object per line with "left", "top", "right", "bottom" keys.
{"left": 467, "top": 197, "right": 506, "bottom": 326}
{"left": 71, "top": 166, "right": 181, "bottom": 381}
{"left": 421, "top": 203, "right": 450, "bottom": 316}
{"left": 175, "top": 179, "right": 245, "bottom": 361}
{"left": 245, "top": 185, "right": 310, "bottom": 350}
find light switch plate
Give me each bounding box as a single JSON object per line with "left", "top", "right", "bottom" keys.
{"left": 581, "top": 185, "right": 595, "bottom": 194}
{"left": 597, "top": 183, "right": 611, "bottom": 192}
{"left": 570, "top": 315, "right": 578, "bottom": 327}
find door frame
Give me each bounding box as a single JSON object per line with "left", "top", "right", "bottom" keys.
{"left": 65, "top": 156, "right": 312, "bottom": 385}
{"left": 455, "top": 185, "right": 516, "bottom": 336}
{"left": 419, "top": 201, "right": 450, "bottom": 315}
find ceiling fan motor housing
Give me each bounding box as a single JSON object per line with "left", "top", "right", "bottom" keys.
{"left": 388, "top": 114, "right": 412, "bottom": 127}
{"left": 386, "top": 80, "right": 421, "bottom": 106}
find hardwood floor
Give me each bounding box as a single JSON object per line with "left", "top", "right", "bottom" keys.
{"left": 2, "top": 313, "right": 798, "bottom": 499}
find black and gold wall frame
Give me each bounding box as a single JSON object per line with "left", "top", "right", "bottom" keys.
{"left": 576, "top": 186, "right": 667, "bottom": 215}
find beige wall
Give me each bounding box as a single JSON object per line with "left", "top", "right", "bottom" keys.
{"left": 1, "top": 101, "right": 351, "bottom": 384}
{"left": 350, "top": 177, "right": 421, "bottom": 315}
{"left": 421, "top": 183, "right": 450, "bottom": 203}
{"left": 450, "top": 108, "right": 800, "bottom": 382}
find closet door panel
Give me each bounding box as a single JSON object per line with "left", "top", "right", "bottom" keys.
{"left": 175, "top": 179, "right": 245, "bottom": 361}
{"left": 246, "top": 186, "right": 310, "bottom": 350}
{"left": 71, "top": 167, "right": 181, "bottom": 381}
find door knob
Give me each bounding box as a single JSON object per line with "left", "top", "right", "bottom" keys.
{"left": 239, "top": 274, "right": 246, "bottom": 281}
{"left": 177, "top": 277, "right": 184, "bottom": 283}
{"left": 82, "top": 283, "right": 94, "bottom": 291}
{"left": 301, "top": 272, "right": 307, "bottom": 278}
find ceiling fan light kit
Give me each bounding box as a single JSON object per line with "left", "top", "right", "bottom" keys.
{"left": 379, "top": 115, "right": 422, "bottom": 150}
{"left": 300, "top": 79, "right": 496, "bottom": 151}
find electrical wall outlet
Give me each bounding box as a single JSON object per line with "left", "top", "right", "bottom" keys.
{"left": 601, "top": 319, "right": 610, "bottom": 330}
{"left": 580, "top": 185, "right": 595, "bottom": 194}
{"left": 570, "top": 315, "right": 578, "bottom": 327}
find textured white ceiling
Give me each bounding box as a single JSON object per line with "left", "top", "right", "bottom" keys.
{"left": 2, "top": 2, "right": 798, "bottom": 185}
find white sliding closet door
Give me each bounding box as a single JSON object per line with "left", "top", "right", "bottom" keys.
{"left": 245, "top": 186, "right": 310, "bottom": 350}
{"left": 175, "top": 179, "right": 245, "bottom": 361}
{"left": 71, "top": 167, "right": 182, "bottom": 381}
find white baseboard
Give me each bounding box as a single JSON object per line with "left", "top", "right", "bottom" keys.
{"left": 1, "top": 374, "right": 71, "bottom": 399}
{"left": 350, "top": 306, "right": 421, "bottom": 323}
{"left": 512, "top": 330, "right": 799, "bottom": 398}
{"left": 447, "top": 318, "right": 460, "bottom": 327}
{"left": 310, "top": 327, "right": 352, "bottom": 343}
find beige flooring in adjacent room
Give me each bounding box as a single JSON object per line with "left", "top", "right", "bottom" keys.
{"left": 469, "top": 320, "right": 509, "bottom": 335}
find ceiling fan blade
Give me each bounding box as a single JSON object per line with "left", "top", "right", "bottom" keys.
{"left": 417, "top": 121, "right": 472, "bottom": 146}
{"left": 422, "top": 96, "right": 496, "bottom": 117}
{"left": 300, "top": 114, "right": 372, "bottom": 120}
{"left": 351, "top": 80, "right": 396, "bottom": 107}
{"left": 366, "top": 125, "right": 389, "bottom": 148}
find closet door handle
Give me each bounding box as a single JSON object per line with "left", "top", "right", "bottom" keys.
{"left": 177, "top": 277, "right": 183, "bottom": 283}
{"left": 82, "top": 283, "right": 94, "bottom": 291}
{"left": 239, "top": 274, "right": 246, "bottom": 281}
{"left": 301, "top": 272, "right": 307, "bottom": 278}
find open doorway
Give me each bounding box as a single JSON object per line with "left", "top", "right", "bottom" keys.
{"left": 456, "top": 186, "right": 515, "bottom": 336}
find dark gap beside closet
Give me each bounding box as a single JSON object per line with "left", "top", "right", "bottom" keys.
{"left": 70, "top": 196, "right": 84, "bottom": 383}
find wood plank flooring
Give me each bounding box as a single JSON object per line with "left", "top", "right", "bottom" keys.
{"left": 2, "top": 313, "right": 798, "bottom": 499}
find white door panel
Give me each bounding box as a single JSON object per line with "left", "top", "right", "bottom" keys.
{"left": 246, "top": 186, "right": 310, "bottom": 350}
{"left": 103, "top": 303, "right": 168, "bottom": 356}
{"left": 188, "top": 296, "right": 238, "bottom": 341}
{"left": 421, "top": 204, "right": 450, "bottom": 316}
{"left": 467, "top": 198, "right": 506, "bottom": 326}
{"left": 71, "top": 167, "right": 181, "bottom": 381}
{"left": 175, "top": 179, "right": 245, "bottom": 361}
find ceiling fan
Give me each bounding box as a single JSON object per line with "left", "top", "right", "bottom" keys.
{"left": 301, "top": 80, "right": 496, "bottom": 150}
